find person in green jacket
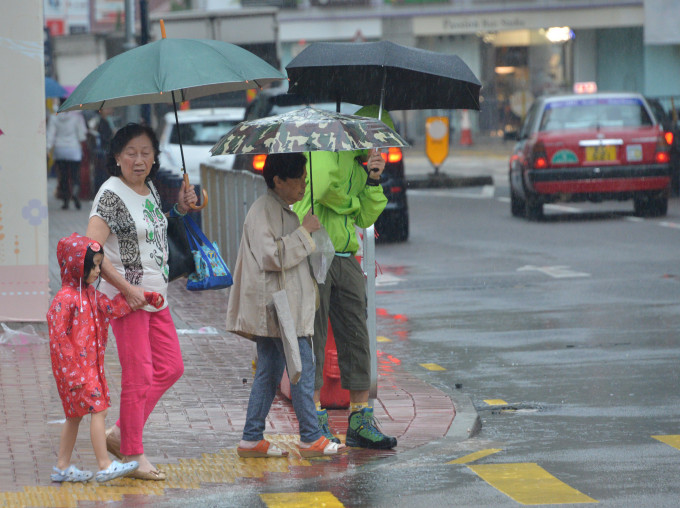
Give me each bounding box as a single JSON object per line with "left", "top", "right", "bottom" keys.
{"left": 293, "top": 105, "right": 397, "bottom": 449}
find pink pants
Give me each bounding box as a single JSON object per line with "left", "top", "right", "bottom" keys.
{"left": 110, "top": 307, "right": 184, "bottom": 456}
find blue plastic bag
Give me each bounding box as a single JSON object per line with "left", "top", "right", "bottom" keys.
{"left": 184, "top": 215, "right": 233, "bottom": 291}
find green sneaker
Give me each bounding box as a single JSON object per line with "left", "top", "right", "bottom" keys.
{"left": 346, "top": 407, "right": 397, "bottom": 449}
{"left": 317, "top": 409, "right": 341, "bottom": 444}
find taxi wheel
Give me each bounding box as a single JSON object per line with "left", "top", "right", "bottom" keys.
{"left": 525, "top": 195, "right": 544, "bottom": 221}
{"left": 634, "top": 192, "right": 668, "bottom": 217}
{"left": 510, "top": 189, "right": 525, "bottom": 217}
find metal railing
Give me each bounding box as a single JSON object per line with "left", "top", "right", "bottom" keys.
{"left": 199, "top": 163, "right": 267, "bottom": 268}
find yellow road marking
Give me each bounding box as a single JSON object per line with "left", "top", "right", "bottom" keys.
{"left": 376, "top": 335, "right": 391, "bottom": 342}
{"left": 261, "top": 492, "right": 344, "bottom": 507}
{"left": 449, "top": 448, "right": 503, "bottom": 464}
{"left": 484, "top": 399, "right": 508, "bottom": 406}
{"left": 420, "top": 363, "right": 446, "bottom": 371}
{"left": 652, "top": 435, "right": 680, "bottom": 450}
{"left": 468, "top": 463, "right": 597, "bottom": 505}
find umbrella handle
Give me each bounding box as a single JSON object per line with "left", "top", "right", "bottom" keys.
{"left": 184, "top": 173, "right": 208, "bottom": 211}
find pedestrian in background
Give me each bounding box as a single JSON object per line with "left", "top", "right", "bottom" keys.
{"left": 85, "top": 123, "right": 197, "bottom": 480}
{"left": 47, "top": 100, "right": 87, "bottom": 210}
{"left": 47, "top": 233, "right": 164, "bottom": 483}
{"left": 88, "top": 107, "right": 116, "bottom": 196}
{"left": 226, "top": 152, "right": 347, "bottom": 458}
{"left": 292, "top": 105, "right": 398, "bottom": 450}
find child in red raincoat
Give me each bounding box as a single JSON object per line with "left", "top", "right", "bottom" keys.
{"left": 47, "top": 233, "right": 163, "bottom": 483}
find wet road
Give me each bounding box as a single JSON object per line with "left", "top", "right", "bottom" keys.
{"left": 368, "top": 183, "right": 680, "bottom": 507}
{"left": 136, "top": 174, "right": 680, "bottom": 507}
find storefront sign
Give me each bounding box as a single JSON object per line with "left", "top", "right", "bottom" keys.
{"left": 414, "top": 6, "right": 642, "bottom": 36}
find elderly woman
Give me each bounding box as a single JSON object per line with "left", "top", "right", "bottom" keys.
{"left": 86, "top": 123, "right": 197, "bottom": 480}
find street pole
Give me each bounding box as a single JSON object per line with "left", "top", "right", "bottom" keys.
{"left": 363, "top": 226, "right": 378, "bottom": 403}
{"left": 124, "top": 0, "right": 136, "bottom": 51}
{"left": 139, "top": 0, "right": 151, "bottom": 126}
{"left": 124, "top": 0, "right": 139, "bottom": 124}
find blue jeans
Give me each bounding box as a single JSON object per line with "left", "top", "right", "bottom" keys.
{"left": 242, "top": 336, "right": 322, "bottom": 444}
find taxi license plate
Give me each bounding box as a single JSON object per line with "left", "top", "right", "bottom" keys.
{"left": 585, "top": 145, "right": 617, "bottom": 162}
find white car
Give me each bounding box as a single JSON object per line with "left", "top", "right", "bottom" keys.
{"left": 158, "top": 107, "right": 245, "bottom": 184}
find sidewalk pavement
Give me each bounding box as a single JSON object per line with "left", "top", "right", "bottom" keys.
{"left": 0, "top": 167, "right": 486, "bottom": 506}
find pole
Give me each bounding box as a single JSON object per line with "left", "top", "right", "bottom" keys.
{"left": 309, "top": 151, "right": 314, "bottom": 215}
{"left": 363, "top": 225, "right": 378, "bottom": 402}
{"left": 139, "top": 0, "right": 151, "bottom": 126}
{"left": 124, "top": 0, "right": 136, "bottom": 50}
{"left": 123, "top": 0, "right": 138, "bottom": 124}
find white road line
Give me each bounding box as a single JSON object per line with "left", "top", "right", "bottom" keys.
{"left": 409, "top": 187, "right": 494, "bottom": 199}
{"left": 544, "top": 203, "right": 582, "bottom": 213}
{"left": 659, "top": 221, "right": 680, "bottom": 229}
{"left": 517, "top": 265, "right": 590, "bottom": 278}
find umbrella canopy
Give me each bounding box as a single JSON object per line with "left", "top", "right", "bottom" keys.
{"left": 58, "top": 38, "right": 285, "bottom": 112}
{"left": 57, "top": 28, "right": 285, "bottom": 211}
{"left": 210, "top": 106, "right": 408, "bottom": 156}
{"left": 286, "top": 40, "right": 481, "bottom": 112}
{"left": 45, "top": 77, "right": 67, "bottom": 98}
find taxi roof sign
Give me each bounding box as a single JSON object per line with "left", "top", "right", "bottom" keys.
{"left": 573, "top": 82, "right": 597, "bottom": 94}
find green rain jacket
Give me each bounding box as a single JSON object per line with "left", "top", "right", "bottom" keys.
{"left": 293, "top": 149, "right": 387, "bottom": 255}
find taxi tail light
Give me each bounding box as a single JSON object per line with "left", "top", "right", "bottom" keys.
{"left": 252, "top": 154, "right": 267, "bottom": 173}
{"left": 531, "top": 142, "right": 548, "bottom": 169}
{"left": 655, "top": 134, "right": 671, "bottom": 164}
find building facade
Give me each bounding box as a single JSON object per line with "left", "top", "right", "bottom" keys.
{"left": 272, "top": 0, "right": 680, "bottom": 142}
{"left": 46, "top": 0, "right": 680, "bottom": 143}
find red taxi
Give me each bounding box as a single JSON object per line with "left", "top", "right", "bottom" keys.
{"left": 509, "top": 92, "right": 672, "bottom": 220}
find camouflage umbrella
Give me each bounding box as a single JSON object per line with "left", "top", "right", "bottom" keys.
{"left": 210, "top": 106, "right": 408, "bottom": 212}
{"left": 210, "top": 106, "right": 407, "bottom": 155}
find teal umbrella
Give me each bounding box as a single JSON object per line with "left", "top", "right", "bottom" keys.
{"left": 58, "top": 38, "right": 284, "bottom": 111}
{"left": 58, "top": 22, "right": 285, "bottom": 209}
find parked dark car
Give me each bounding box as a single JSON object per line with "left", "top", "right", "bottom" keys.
{"left": 646, "top": 97, "right": 680, "bottom": 196}
{"left": 233, "top": 86, "right": 409, "bottom": 242}
{"left": 509, "top": 92, "right": 672, "bottom": 220}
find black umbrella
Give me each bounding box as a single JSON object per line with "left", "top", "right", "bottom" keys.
{"left": 285, "top": 40, "right": 481, "bottom": 114}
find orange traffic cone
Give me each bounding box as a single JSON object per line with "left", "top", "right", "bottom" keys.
{"left": 460, "top": 109, "right": 473, "bottom": 146}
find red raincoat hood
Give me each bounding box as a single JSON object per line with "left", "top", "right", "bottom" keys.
{"left": 57, "top": 232, "right": 102, "bottom": 289}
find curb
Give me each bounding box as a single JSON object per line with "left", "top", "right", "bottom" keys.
{"left": 447, "top": 393, "right": 482, "bottom": 441}
{"left": 407, "top": 173, "right": 494, "bottom": 189}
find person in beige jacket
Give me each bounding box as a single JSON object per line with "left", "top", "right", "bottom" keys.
{"left": 226, "top": 152, "right": 346, "bottom": 458}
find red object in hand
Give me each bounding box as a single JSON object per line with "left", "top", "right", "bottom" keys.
{"left": 144, "top": 291, "right": 165, "bottom": 309}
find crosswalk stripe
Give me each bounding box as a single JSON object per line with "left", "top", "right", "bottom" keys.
{"left": 449, "top": 448, "right": 502, "bottom": 464}
{"left": 419, "top": 362, "right": 446, "bottom": 371}
{"left": 261, "top": 492, "right": 344, "bottom": 507}
{"left": 468, "top": 463, "right": 597, "bottom": 505}
{"left": 652, "top": 434, "right": 680, "bottom": 450}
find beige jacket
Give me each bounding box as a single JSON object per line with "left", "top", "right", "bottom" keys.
{"left": 226, "top": 189, "right": 317, "bottom": 340}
